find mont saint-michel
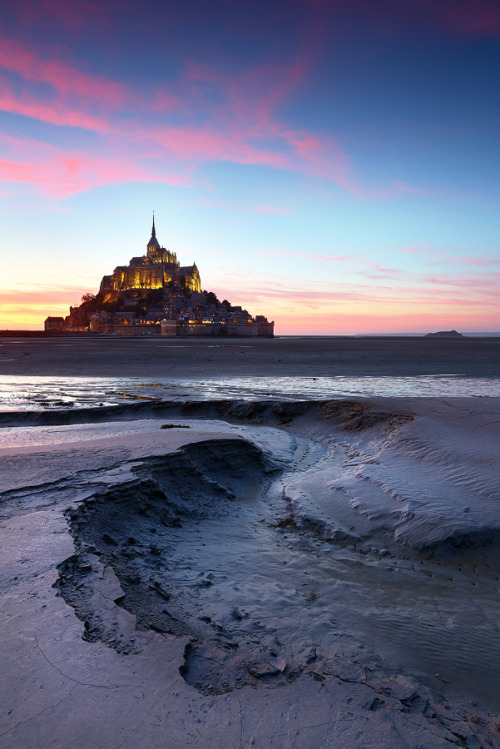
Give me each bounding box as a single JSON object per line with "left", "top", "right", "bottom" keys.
{"left": 46, "top": 216, "right": 274, "bottom": 337}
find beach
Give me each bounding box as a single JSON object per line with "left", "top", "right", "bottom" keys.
{"left": 1, "top": 337, "right": 499, "bottom": 747}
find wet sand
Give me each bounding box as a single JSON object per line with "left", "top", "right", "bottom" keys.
{"left": 1, "top": 339, "right": 500, "bottom": 747}
{"left": 2, "top": 334, "right": 500, "bottom": 377}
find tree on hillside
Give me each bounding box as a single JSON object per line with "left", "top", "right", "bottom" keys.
{"left": 206, "top": 291, "right": 219, "bottom": 306}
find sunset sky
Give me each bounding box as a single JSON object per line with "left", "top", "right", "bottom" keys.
{"left": 1, "top": 0, "right": 499, "bottom": 333}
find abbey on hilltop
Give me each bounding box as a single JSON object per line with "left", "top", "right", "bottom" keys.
{"left": 99, "top": 214, "right": 201, "bottom": 297}
{"left": 54, "top": 216, "right": 274, "bottom": 337}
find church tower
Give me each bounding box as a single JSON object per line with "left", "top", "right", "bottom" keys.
{"left": 100, "top": 213, "right": 200, "bottom": 293}
{"left": 147, "top": 213, "right": 161, "bottom": 257}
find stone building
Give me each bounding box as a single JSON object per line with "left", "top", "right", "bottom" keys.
{"left": 99, "top": 216, "right": 201, "bottom": 299}
{"left": 44, "top": 316, "right": 65, "bottom": 331}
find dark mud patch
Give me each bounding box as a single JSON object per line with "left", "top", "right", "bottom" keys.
{"left": 53, "top": 553, "right": 143, "bottom": 654}
{"left": 319, "top": 400, "right": 414, "bottom": 431}
{"left": 423, "top": 527, "right": 500, "bottom": 557}
{"left": 59, "top": 438, "right": 297, "bottom": 693}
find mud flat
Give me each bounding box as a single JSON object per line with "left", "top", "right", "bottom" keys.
{"left": 1, "top": 393, "right": 500, "bottom": 747}
{"left": 2, "top": 334, "right": 500, "bottom": 377}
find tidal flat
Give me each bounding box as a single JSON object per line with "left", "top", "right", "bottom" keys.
{"left": 1, "top": 337, "right": 500, "bottom": 747}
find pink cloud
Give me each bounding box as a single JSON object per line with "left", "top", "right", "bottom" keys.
{"left": 398, "top": 246, "right": 500, "bottom": 269}
{"left": 360, "top": 262, "right": 403, "bottom": 280}
{"left": 0, "top": 36, "right": 359, "bottom": 195}
{"left": 254, "top": 249, "right": 500, "bottom": 294}
{"left": 263, "top": 250, "right": 403, "bottom": 279}
{"left": 0, "top": 284, "right": 94, "bottom": 328}
{"left": 0, "top": 30, "right": 447, "bottom": 200}
{"left": 0, "top": 35, "right": 126, "bottom": 106}
{"left": 0, "top": 148, "right": 187, "bottom": 198}
{"left": 149, "top": 90, "right": 185, "bottom": 113}
{"left": 452, "top": 256, "right": 500, "bottom": 268}
{"left": 0, "top": 80, "right": 111, "bottom": 132}
{"left": 180, "top": 58, "right": 358, "bottom": 188}
{"left": 214, "top": 282, "right": 486, "bottom": 311}
{"left": 210, "top": 285, "right": 497, "bottom": 337}
{"left": 0, "top": 132, "right": 58, "bottom": 152}
{"left": 423, "top": 273, "right": 500, "bottom": 296}
{"left": 185, "top": 57, "right": 308, "bottom": 123}
{"left": 4, "top": 268, "right": 498, "bottom": 333}
{"left": 0, "top": 286, "right": 89, "bottom": 306}
{"left": 149, "top": 124, "right": 290, "bottom": 170}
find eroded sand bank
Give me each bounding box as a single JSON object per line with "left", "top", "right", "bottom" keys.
{"left": 1, "top": 397, "right": 500, "bottom": 747}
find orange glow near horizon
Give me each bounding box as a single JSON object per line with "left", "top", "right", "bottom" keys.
{"left": 1, "top": 285, "right": 497, "bottom": 335}
{"left": 1, "top": 2, "right": 499, "bottom": 339}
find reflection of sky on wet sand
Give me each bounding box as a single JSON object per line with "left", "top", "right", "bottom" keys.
{"left": 0, "top": 375, "right": 499, "bottom": 411}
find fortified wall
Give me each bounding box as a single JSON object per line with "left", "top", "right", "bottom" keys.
{"left": 89, "top": 319, "right": 275, "bottom": 337}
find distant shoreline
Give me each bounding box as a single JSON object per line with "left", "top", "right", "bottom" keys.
{"left": 1, "top": 330, "right": 500, "bottom": 338}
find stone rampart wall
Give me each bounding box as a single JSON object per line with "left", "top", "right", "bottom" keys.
{"left": 91, "top": 320, "right": 274, "bottom": 337}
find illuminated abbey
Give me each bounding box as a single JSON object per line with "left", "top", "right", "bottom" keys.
{"left": 53, "top": 215, "right": 274, "bottom": 337}
{"left": 99, "top": 215, "right": 201, "bottom": 298}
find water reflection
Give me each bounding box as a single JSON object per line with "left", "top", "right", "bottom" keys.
{"left": 0, "top": 374, "right": 498, "bottom": 411}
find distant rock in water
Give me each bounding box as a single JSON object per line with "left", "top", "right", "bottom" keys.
{"left": 425, "top": 330, "right": 464, "bottom": 338}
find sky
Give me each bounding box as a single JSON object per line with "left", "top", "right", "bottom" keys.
{"left": 0, "top": 0, "right": 499, "bottom": 334}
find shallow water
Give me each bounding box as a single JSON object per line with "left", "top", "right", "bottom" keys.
{"left": 0, "top": 373, "right": 499, "bottom": 411}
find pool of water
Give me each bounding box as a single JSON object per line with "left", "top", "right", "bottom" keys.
{"left": 0, "top": 374, "right": 499, "bottom": 411}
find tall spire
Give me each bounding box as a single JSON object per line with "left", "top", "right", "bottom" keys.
{"left": 147, "top": 211, "right": 160, "bottom": 253}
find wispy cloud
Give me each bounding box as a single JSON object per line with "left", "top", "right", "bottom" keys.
{"left": 263, "top": 249, "right": 403, "bottom": 279}
{"left": 0, "top": 135, "right": 187, "bottom": 196}
{"left": 0, "top": 26, "right": 464, "bottom": 204}
{"left": 0, "top": 34, "right": 125, "bottom": 107}
{"left": 451, "top": 256, "right": 500, "bottom": 268}
{"left": 0, "top": 283, "right": 89, "bottom": 327}
{"left": 0, "top": 81, "right": 111, "bottom": 132}
{"left": 0, "top": 285, "right": 87, "bottom": 305}
{"left": 0, "top": 32, "right": 360, "bottom": 196}
{"left": 212, "top": 268, "right": 498, "bottom": 306}
{"left": 399, "top": 243, "right": 500, "bottom": 269}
